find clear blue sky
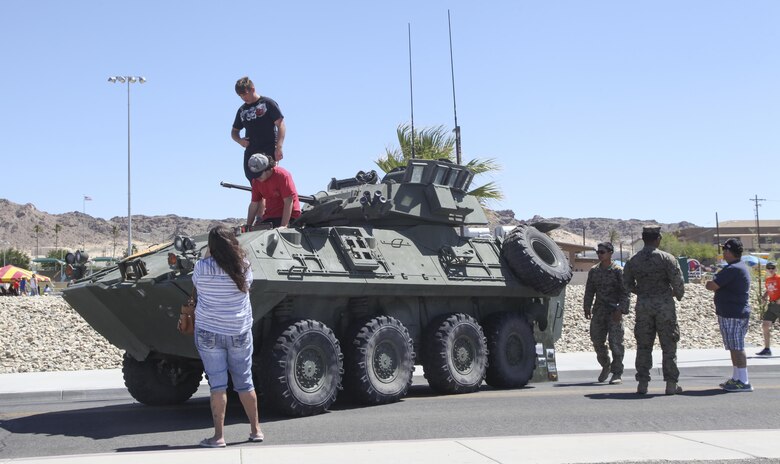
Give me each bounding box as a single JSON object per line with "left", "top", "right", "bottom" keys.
{"left": 2, "top": 0, "right": 778, "bottom": 228}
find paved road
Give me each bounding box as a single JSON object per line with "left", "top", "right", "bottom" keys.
{"left": 2, "top": 365, "right": 779, "bottom": 460}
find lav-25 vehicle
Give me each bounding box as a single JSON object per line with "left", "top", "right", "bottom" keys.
{"left": 62, "top": 158, "right": 572, "bottom": 416}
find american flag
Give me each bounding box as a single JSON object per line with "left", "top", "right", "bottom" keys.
{"left": 84, "top": 195, "right": 92, "bottom": 201}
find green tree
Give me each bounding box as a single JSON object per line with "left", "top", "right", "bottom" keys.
{"left": 376, "top": 123, "right": 503, "bottom": 203}
{"left": 660, "top": 234, "right": 718, "bottom": 263}
{"left": 2, "top": 247, "right": 31, "bottom": 269}
{"left": 33, "top": 224, "right": 42, "bottom": 257}
{"left": 659, "top": 235, "right": 685, "bottom": 258}
{"left": 684, "top": 242, "right": 718, "bottom": 263}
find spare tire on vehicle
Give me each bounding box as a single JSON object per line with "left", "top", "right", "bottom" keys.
{"left": 501, "top": 224, "right": 572, "bottom": 294}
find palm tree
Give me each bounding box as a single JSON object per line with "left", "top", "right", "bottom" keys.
{"left": 111, "top": 225, "right": 119, "bottom": 259}
{"left": 376, "top": 123, "right": 503, "bottom": 203}
{"left": 33, "top": 225, "right": 42, "bottom": 257}
{"left": 608, "top": 229, "right": 619, "bottom": 245}
{"left": 54, "top": 224, "right": 62, "bottom": 251}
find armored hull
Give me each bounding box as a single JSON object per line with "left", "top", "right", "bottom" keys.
{"left": 62, "top": 159, "right": 572, "bottom": 416}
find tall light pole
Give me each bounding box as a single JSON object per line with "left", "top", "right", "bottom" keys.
{"left": 108, "top": 75, "right": 146, "bottom": 257}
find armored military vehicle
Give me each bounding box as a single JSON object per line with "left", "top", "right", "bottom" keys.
{"left": 62, "top": 158, "right": 572, "bottom": 416}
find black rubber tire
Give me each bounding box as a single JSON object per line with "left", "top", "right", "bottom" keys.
{"left": 422, "top": 313, "right": 488, "bottom": 394}
{"left": 484, "top": 312, "right": 536, "bottom": 388}
{"left": 502, "top": 224, "right": 572, "bottom": 294}
{"left": 343, "top": 316, "right": 415, "bottom": 405}
{"left": 261, "top": 319, "right": 343, "bottom": 417}
{"left": 122, "top": 353, "right": 203, "bottom": 405}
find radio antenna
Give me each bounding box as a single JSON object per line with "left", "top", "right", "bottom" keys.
{"left": 448, "top": 10, "right": 461, "bottom": 164}
{"left": 408, "top": 23, "right": 416, "bottom": 159}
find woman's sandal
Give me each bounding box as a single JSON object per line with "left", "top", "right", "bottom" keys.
{"left": 199, "top": 438, "right": 226, "bottom": 448}
{"left": 248, "top": 433, "right": 264, "bottom": 443}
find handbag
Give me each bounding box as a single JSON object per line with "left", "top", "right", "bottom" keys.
{"left": 177, "top": 290, "right": 196, "bottom": 335}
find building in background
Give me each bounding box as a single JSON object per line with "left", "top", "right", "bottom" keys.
{"left": 677, "top": 220, "right": 780, "bottom": 255}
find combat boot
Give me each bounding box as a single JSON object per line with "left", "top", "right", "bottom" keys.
{"left": 637, "top": 380, "right": 648, "bottom": 394}
{"left": 597, "top": 365, "right": 610, "bottom": 383}
{"left": 665, "top": 381, "right": 682, "bottom": 395}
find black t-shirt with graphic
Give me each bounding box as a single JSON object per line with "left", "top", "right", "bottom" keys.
{"left": 234, "top": 96, "right": 283, "bottom": 178}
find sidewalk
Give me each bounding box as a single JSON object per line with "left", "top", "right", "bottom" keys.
{"left": 556, "top": 346, "right": 780, "bottom": 371}
{"left": 2, "top": 349, "right": 779, "bottom": 464}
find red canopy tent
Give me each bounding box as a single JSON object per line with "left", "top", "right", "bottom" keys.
{"left": 0, "top": 265, "right": 52, "bottom": 283}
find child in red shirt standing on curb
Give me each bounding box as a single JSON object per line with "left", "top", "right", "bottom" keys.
{"left": 757, "top": 261, "right": 780, "bottom": 356}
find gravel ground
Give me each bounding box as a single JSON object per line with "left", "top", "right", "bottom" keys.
{"left": 0, "top": 285, "right": 777, "bottom": 374}
{"left": 558, "top": 283, "right": 777, "bottom": 353}
{"left": 0, "top": 295, "right": 123, "bottom": 373}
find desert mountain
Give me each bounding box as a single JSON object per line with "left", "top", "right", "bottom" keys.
{"left": 0, "top": 199, "right": 240, "bottom": 258}
{"left": 486, "top": 210, "right": 695, "bottom": 248}
{"left": 0, "top": 198, "right": 697, "bottom": 258}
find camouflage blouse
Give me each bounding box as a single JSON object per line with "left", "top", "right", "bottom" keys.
{"left": 622, "top": 246, "right": 685, "bottom": 301}
{"left": 584, "top": 261, "right": 631, "bottom": 314}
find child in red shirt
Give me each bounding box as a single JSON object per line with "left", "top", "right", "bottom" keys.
{"left": 757, "top": 262, "right": 780, "bottom": 356}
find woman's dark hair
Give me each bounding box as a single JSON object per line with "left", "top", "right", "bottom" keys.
{"left": 208, "top": 226, "right": 249, "bottom": 293}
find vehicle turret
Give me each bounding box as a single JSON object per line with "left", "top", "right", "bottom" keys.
{"left": 295, "top": 158, "right": 487, "bottom": 227}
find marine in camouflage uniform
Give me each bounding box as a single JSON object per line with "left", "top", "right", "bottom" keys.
{"left": 584, "top": 242, "right": 630, "bottom": 384}
{"left": 623, "top": 226, "right": 685, "bottom": 395}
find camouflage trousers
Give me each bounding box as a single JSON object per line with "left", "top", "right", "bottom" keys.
{"left": 634, "top": 298, "right": 680, "bottom": 382}
{"left": 590, "top": 307, "right": 625, "bottom": 375}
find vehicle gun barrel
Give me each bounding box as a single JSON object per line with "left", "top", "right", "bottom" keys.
{"left": 220, "top": 181, "right": 315, "bottom": 204}
{"left": 219, "top": 181, "right": 251, "bottom": 192}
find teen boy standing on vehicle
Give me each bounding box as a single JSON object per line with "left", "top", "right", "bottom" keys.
{"left": 231, "top": 76, "right": 285, "bottom": 181}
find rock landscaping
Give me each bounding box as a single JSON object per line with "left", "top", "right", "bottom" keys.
{"left": 1, "top": 285, "right": 776, "bottom": 374}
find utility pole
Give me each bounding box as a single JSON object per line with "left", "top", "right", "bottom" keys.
{"left": 750, "top": 195, "right": 766, "bottom": 300}
{"left": 750, "top": 195, "right": 765, "bottom": 250}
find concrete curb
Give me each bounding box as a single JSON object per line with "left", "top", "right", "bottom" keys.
{"left": 2, "top": 429, "right": 780, "bottom": 463}
{"left": 3, "top": 349, "right": 779, "bottom": 404}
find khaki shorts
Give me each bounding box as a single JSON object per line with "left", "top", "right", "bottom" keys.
{"left": 764, "top": 302, "right": 780, "bottom": 323}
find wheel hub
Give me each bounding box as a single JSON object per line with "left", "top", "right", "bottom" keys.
{"left": 373, "top": 340, "right": 399, "bottom": 382}
{"left": 295, "top": 346, "right": 325, "bottom": 392}
{"left": 452, "top": 336, "right": 475, "bottom": 374}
